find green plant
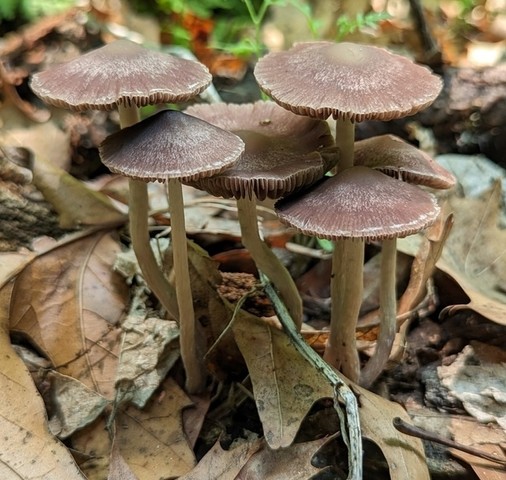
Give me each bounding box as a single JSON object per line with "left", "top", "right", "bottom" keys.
{"left": 0, "top": 0, "right": 74, "bottom": 22}
{"left": 335, "top": 11, "right": 391, "bottom": 41}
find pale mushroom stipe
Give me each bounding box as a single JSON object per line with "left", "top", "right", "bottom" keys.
{"left": 185, "top": 100, "right": 338, "bottom": 329}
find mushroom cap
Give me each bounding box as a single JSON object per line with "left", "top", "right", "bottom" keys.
{"left": 354, "top": 135, "right": 456, "bottom": 189}
{"left": 184, "top": 101, "right": 337, "bottom": 200}
{"left": 31, "top": 39, "right": 212, "bottom": 111}
{"left": 254, "top": 41, "right": 442, "bottom": 122}
{"left": 275, "top": 166, "right": 440, "bottom": 241}
{"left": 99, "top": 109, "right": 244, "bottom": 182}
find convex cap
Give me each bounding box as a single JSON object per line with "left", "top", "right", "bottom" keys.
{"left": 354, "top": 135, "right": 456, "bottom": 189}
{"left": 31, "top": 39, "right": 212, "bottom": 110}
{"left": 184, "top": 101, "right": 337, "bottom": 200}
{"left": 254, "top": 41, "right": 442, "bottom": 122}
{"left": 99, "top": 109, "right": 244, "bottom": 182}
{"left": 276, "top": 166, "right": 440, "bottom": 241}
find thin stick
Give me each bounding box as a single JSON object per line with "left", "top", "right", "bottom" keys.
{"left": 393, "top": 417, "right": 506, "bottom": 467}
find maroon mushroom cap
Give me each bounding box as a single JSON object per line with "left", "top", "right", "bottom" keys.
{"left": 99, "top": 109, "right": 244, "bottom": 182}
{"left": 354, "top": 135, "right": 456, "bottom": 189}
{"left": 184, "top": 101, "right": 337, "bottom": 200}
{"left": 31, "top": 39, "right": 212, "bottom": 111}
{"left": 254, "top": 41, "right": 442, "bottom": 122}
{"left": 275, "top": 166, "right": 440, "bottom": 241}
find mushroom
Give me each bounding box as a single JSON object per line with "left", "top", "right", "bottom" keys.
{"left": 30, "top": 39, "right": 212, "bottom": 322}
{"left": 100, "top": 109, "right": 245, "bottom": 393}
{"left": 354, "top": 135, "right": 456, "bottom": 189}
{"left": 185, "top": 101, "right": 337, "bottom": 329}
{"left": 276, "top": 166, "right": 440, "bottom": 382}
{"left": 255, "top": 41, "right": 443, "bottom": 381}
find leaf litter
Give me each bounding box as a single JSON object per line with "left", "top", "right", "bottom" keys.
{"left": 2, "top": 6, "right": 506, "bottom": 479}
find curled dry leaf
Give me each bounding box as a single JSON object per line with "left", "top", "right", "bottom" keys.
{"left": 32, "top": 154, "right": 127, "bottom": 228}
{"left": 232, "top": 311, "right": 429, "bottom": 479}
{"left": 114, "top": 302, "right": 180, "bottom": 409}
{"left": 0, "top": 284, "right": 86, "bottom": 479}
{"left": 438, "top": 181, "right": 506, "bottom": 323}
{"left": 400, "top": 182, "right": 506, "bottom": 325}
{"left": 47, "top": 370, "right": 109, "bottom": 439}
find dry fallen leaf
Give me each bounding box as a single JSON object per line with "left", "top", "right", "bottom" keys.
{"left": 115, "top": 377, "right": 196, "bottom": 480}
{"left": 399, "top": 182, "right": 506, "bottom": 325}
{"left": 178, "top": 438, "right": 263, "bottom": 480}
{"left": 439, "top": 182, "right": 506, "bottom": 322}
{"left": 232, "top": 311, "right": 429, "bottom": 478}
{"left": 32, "top": 154, "right": 127, "bottom": 228}
{"left": 449, "top": 417, "right": 506, "bottom": 479}
{"left": 0, "top": 283, "right": 86, "bottom": 479}
{"left": 9, "top": 231, "right": 128, "bottom": 400}
{"left": 237, "top": 437, "right": 331, "bottom": 479}
{"left": 232, "top": 312, "right": 327, "bottom": 449}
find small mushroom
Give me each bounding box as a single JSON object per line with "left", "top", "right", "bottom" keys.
{"left": 185, "top": 101, "right": 337, "bottom": 329}
{"left": 354, "top": 135, "right": 456, "bottom": 189}
{"left": 276, "top": 166, "right": 440, "bottom": 382}
{"left": 30, "top": 39, "right": 212, "bottom": 323}
{"left": 254, "top": 41, "right": 442, "bottom": 171}
{"left": 100, "top": 109, "right": 244, "bottom": 393}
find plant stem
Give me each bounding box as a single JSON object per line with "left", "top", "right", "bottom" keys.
{"left": 117, "top": 104, "right": 178, "bottom": 319}
{"left": 325, "top": 238, "right": 364, "bottom": 382}
{"left": 168, "top": 178, "right": 205, "bottom": 394}
{"left": 360, "top": 238, "right": 397, "bottom": 387}
{"left": 262, "top": 273, "right": 363, "bottom": 480}
{"left": 237, "top": 196, "right": 303, "bottom": 330}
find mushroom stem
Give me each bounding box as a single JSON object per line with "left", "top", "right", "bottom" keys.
{"left": 335, "top": 118, "right": 355, "bottom": 171}
{"left": 118, "top": 104, "right": 179, "bottom": 319}
{"left": 236, "top": 196, "right": 303, "bottom": 330}
{"left": 325, "top": 117, "right": 363, "bottom": 381}
{"left": 324, "top": 238, "right": 363, "bottom": 382}
{"left": 168, "top": 178, "right": 205, "bottom": 394}
{"left": 360, "top": 238, "right": 398, "bottom": 388}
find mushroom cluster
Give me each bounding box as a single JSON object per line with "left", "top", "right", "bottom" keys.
{"left": 31, "top": 40, "right": 245, "bottom": 394}
{"left": 254, "top": 41, "right": 454, "bottom": 385}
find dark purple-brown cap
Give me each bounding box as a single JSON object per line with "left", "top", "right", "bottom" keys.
{"left": 254, "top": 41, "right": 442, "bottom": 122}
{"left": 99, "top": 109, "right": 244, "bottom": 182}
{"left": 354, "top": 135, "right": 456, "bottom": 189}
{"left": 184, "top": 101, "right": 337, "bottom": 200}
{"left": 276, "top": 166, "right": 440, "bottom": 241}
{"left": 31, "top": 39, "right": 212, "bottom": 111}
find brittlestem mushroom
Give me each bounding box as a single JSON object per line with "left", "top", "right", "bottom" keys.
{"left": 185, "top": 101, "right": 337, "bottom": 329}
{"left": 100, "top": 109, "right": 244, "bottom": 393}
{"left": 276, "top": 167, "right": 440, "bottom": 382}
{"left": 30, "top": 39, "right": 212, "bottom": 322}
{"left": 353, "top": 135, "right": 455, "bottom": 387}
